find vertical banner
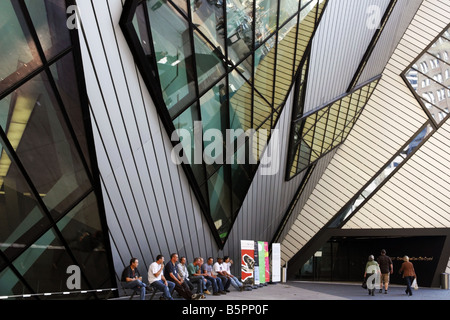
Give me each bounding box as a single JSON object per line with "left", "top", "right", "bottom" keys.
{"left": 254, "top": 241, "right": 260, "bottom": 285}
{"left": 264, "top": 242, "right": 270, "bottom": 283}
{"left": 258, "top": 241, "right": 266, "bottom": 284}
{"left": 272, "top": 243, "right": 281, "bottom": 282}
{"left": 241, "top": 240, "right": 255, "bottom": 285}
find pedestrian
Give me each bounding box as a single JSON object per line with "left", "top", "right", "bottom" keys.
{"left": 377, "top": 249, "right": 393, "bottom": 294}
{"left": 399, "top": 255, "right": 416, "bottom": 296}
{"left": 364, "top": 255, "right": 380, "bottom": 296}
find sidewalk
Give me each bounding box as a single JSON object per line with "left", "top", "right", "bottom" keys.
{"left": 122, "top": 281, "right": 450, "bottom": 300}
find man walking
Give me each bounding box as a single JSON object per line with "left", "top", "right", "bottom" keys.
{"left": 377, "top": 249, "right": 393, "bottom": 294}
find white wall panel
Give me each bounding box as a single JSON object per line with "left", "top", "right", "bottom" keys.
{"left": 279, "top": 0, "right": 442, "bottom": 265}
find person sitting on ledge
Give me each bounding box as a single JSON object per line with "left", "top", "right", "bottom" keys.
{"left": 121, "top": 258, "right": 147, "bottom": 300}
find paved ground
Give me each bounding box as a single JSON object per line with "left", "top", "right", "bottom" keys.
{"left": 119, "top": 280, "right": 450, "bottom": 301}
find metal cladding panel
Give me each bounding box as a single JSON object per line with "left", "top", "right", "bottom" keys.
{"left": 76, "top": 0, "right": 323, "bottom": 282}
{"left": 356, "top": 0, "right": 424, "bottom": 85}
{"left": 279, "top": 0, "right": 446, "bottom": 265}
{"left": 303, "top": 0, "right": 389, "bottom": 114}
{"left": 345, "top": 0, "right": 450, "bottom": 230}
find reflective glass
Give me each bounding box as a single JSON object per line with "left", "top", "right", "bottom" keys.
{"left": 206, "top": 166, "right": 231, "bottom": 241}
{"left": 132, "top": 1, "right": 152, "bottom": 57}
{"left": 146, "top": 0, "right": 196, "bottom": 116}
{"left": 0, "top": 144, "right": 52, "bottom": 260}
{"left": 255, "top": 0, "right": 278, "bottom": 42}
{"left": 279, "top": 0, "right": 299, "bottom": 26}
{"left": 254, "top": 35, "right": 276, "bottom": 105}
{"left": 200, "top": 79, "right": 227, "bottom": 176}
{"left": 0, "top": 0, "right": 42, "bottom": 95}
{"left": 50, "top": 53, "right": 91, "bottom": 173}
{"left": 57, "top": 192, "right": 114, "bottom": 290}
{"left": 229, "top": 68, "right": 252, "bottom": 132}
{"left": 0, "top": 265, "right": 32, "bottom": 297}
{"left": 194, "top": 30, "right": 226, "bottom": 94}
{"left": 24, "top": 0, "right": 71, "bottom": 60}
{"left": 226, "top": 0, "right": 254, "bottom": 64}
{"left": 11, "top": 228, "right": 79, "bottom": 294}
{"left": 172, "top": 104, "right": 207, "bottom": 187}
{"left": 2, "top": 71, "right": 92, "bottom": 221}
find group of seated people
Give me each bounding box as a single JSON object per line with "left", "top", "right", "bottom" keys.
{"left": 121, "top": 253, "right": 245, "bottom": 300}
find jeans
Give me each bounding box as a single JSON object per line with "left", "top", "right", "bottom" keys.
{"left": 405, "top": 276, "right": 414, "bottom": 295}
{"left": 151, "top": 280, "right": 175, "bottom": 300}
{"left": 189, "top": 275, "right": 207, "bottom": 293}
{"left": 122, "top": 280, "right": 147, "bottom": 300}
{"left": 205, "top": 276, "right": 223, "bottom": 293}
{"left": 218, "top": 275, "right": 231, "bottom": 290}
{"left": 229, "top": 275, "right": 243, "bottom": 290}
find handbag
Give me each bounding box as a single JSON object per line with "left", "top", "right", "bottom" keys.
{"left": 412, "top": 278, "right": 418, "bottom": 290}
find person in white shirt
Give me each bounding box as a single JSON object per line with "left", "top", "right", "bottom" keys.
{"left": 148, "top": 254, "right": 175, "bottom": 300}
{"left": 213, "top": 257, "right": 231, "bottom": 292}
{"left": 223, "top": 256, "right": 244, "bottom": 291}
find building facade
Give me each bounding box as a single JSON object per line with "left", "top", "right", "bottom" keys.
{"left": 0, "top": 0, "right": 449, "bottom": 299}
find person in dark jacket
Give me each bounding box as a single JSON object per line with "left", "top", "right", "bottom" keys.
{"left": 399, "top": 255, "right": 416, "bottom": 296}
{"left": 377, "top": 249, "right": 393, "bottom": 294}
{"left": 121, "top": 258, "right": 147, "bottom": 300}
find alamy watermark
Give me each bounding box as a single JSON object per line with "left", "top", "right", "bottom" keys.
{"left": 170, "top": 122, "right": 281, "bottom": 176}
{"left": 66, "top": 265, "right": 81, "bottom": 290}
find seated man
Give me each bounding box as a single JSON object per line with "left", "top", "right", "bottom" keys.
{"left": 164, "top": 253, "right": 201, "bottom": 300}
{"left": 202, "top": 257, "right": 226, "bottom": 295}
{"left": 213, "top": 257, "right": 231, "bottom": 292}
{"left": 148, "top": 254, "right": 175, "bottom": 300}
{"left": 187, "top": 257, "right": 212, "bottom": 296}
{"left": 223, "top": 256, "right": 244, "bottom": 291}
{"left": 121, "top": 258, "right": 147, "bottom": 300}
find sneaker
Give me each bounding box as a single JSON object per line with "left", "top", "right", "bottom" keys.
{"left": 191, "top": 294, "right": 201, "bottom": 300}
{"left": 213, "top": 292, "right": 221, "bottom": 296}
{"left": 204, "top": 290, "right": 212, "bottom": 295}
{"left": 201, "top": 294, "right": 206, "bottom": 299}
{"left": 379, "top": 289, "right": 382, "bottom": 293}
{"left": 385, "top": 290, "right": 388, "bottom": 294}
{"left": 225, "top": 289, "right": 230, "bottom": 292}
{"left": 219, "top": 291, "right": 227, "bottom": 294}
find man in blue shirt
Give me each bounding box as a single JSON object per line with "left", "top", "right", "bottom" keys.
{"left": 164, "top": 253, "right": 201, "bottom": 300}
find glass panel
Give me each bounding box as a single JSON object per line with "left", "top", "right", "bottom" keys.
{"left": 2, "top": 71, "right": 92, "bottom": 221}
{"left": 231, "top": 140, "right": 255, "bottom": 213}
{"left": 24, "top": 0, "right": 71, "bottom": 60}
{"left": 254, "top": 35, "right": 276, "bottom": 105}
{"left": 279, "top": 0, "right": 299, "bottom": 26}
{"left": 50, "top": 52, "right": 91, "bottom": 173}
{"left": 0, "top": 0, "right": 42, "bottom": 95}
{"left": 194, "top": 29, "right": 226, "bottom": 94}
{"left": 146, "top": 0, "right": 196, "bottom": 116}
{"left": 0, "top": 145, "right": 52, "bottom": 260}
{"left": 0, "top": 266, "right": 32, "bottom": 297}
{"left": 57, "top": 192, "right": 114, "bottom": 290}
{"left": 201, "top": 79, "right": 227, "bottom": 176}
{"left": 11, "top": 228, "right": 79, "bottom": 294}
{"left": 226, "top": 0, "right": 254, "bottom": 64}
{"left": 172, "top": 104, "right": 207, "bottom": 187}
{"left": 273, "top": 16, "right": 297, "bottom": 107}
{"left": 229, "top": 68, "right": 252, "bottom": 132}
{"left": 132, "top": 1, "right": 152, "bottom": 56}
{"left": 255, "top": 0, "right": 278, "bottom": 41}
{"left": 190, "top": 0, "right": 226, "bottom": 62}
{"left": 206, "top": 166, "right": 231, "bottom": 241}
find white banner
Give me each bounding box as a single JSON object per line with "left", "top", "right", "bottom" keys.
{"left": 272, "top": 243, "right": 281, "bottom": 282}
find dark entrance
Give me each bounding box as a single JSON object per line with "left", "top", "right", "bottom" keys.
{"left": 296, "top": 236, "right": 445, "bottom": 287}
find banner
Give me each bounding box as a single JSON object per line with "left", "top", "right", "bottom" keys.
{"left": 258, "top": 241, "right": 266, "bottom": 284}
{"left": 254, "top": 241, "right": 260, "bottom": 285}
{"left": 272, "top": 243, "right": 281, "bottom": 282}
{"left": 241, "top": 240, "right": 255, "bottom": 285}
{"left": 265, "top": 242, "right": 270, "bottom": 282}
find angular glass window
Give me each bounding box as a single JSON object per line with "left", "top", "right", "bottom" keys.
{"left": 403, "top": 25, "right": 450, "bottom": 127}
{"left": 121, "top": 0, "right": 328, "bottom": 246}
{"left": 286, "top": 77, "right": 380, "bottom": 179}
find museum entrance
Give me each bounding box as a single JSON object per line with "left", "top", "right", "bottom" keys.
{"left": 295, "top": 236, "right": 446, "bottom": 287}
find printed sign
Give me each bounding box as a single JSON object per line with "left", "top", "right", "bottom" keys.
{"left": 241, "top": 240, "right": 255, "bottom": 285}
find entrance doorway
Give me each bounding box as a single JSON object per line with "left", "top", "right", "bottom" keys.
{"left": 296, "top": 236, "right": 445, "bottom": 287}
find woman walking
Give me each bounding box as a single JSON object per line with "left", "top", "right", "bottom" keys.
{"left": 399, "top": 255, "right": 416, "bottom": 296}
